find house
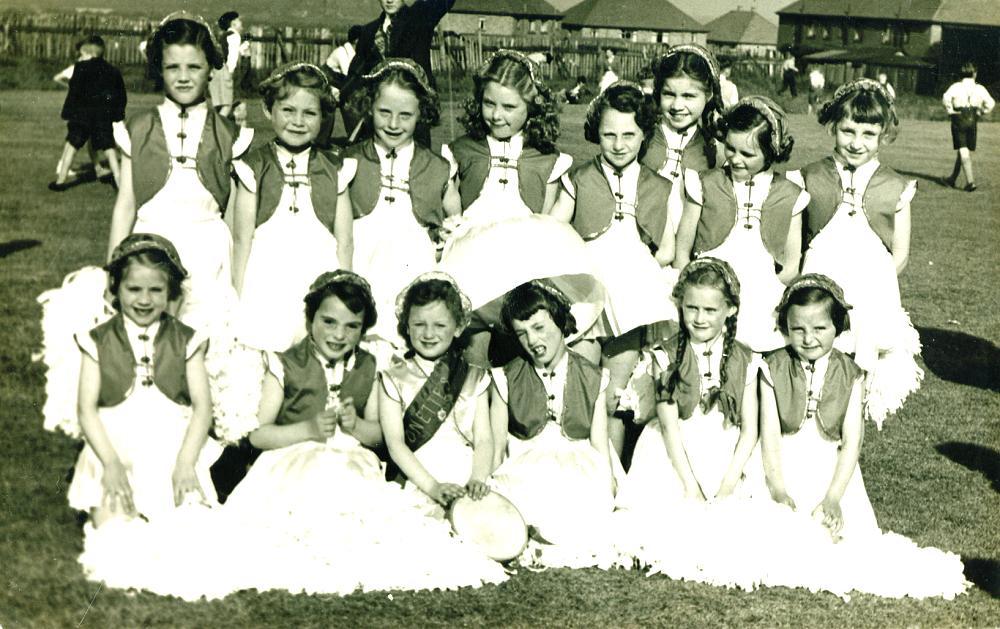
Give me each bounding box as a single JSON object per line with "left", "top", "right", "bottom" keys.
{"left": 706, "top": 9, "right": 779, "bottom": 58}
{"left": 561, "top": 0, "right": 707, "bottom": 45}
{"left": 777, "top": 0, "right": 1000, "bottom": 93}
{"left": 439, "top": 0, "right": 563, "bottom": 36}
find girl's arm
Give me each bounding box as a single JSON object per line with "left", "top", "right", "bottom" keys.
{"left": 541, "top": 180, "right": 560, "bottom": 214}
{"left": 892, "top": 203, "right": 911, "bottom": 275}
{"left": 465, "top": 390, "right": 494, "bottom": 499}
{"left": 230, "top": 181, "right": 257, "bottom": 294}
{"left": 673, "top": 197, "right": 701, "bottom": 270}
{"left": 488, "top": 382, "right": 509, "bottom": 470}
{"left": 654, "top": 217, "right": 676, "bottom": 267}
{"left": 657, "top": 400, "right": 705, "bottom": 500}
{"left": 107, "top": 156, "right": 137, "bottom": 260}
{"left": 778, "top": 213, "right": 803, "bottom": 284}
{"left": 172, "top": 342, "right": 213, "bottom": 504}
{"left": 590, "top": 390, "right": 614, "bottom": 479}
{"left": 759, "top": 374, "right": 795, "bottom": 508}
{"left": 337, "top": 387, "right": 383, "bottom": 447}
{"left": 546, "top": 185, "right": 575, "bottom": 222}
{"left": 716, "top": 378, "right": 760, "bottom": 499}
{"left": 442, "top": 178, "right": 462, "bottom": 217}
{"left": 77, "top": 352, "right": 136, "bottom": 516}
{"left": 814, "top": 378, "right": 865, "bottom": 535}
{"left": 247, "top": 372, "right": 337, "bottom": 449}
{"left": 334, "top": 189, "right": 354, "bottom": 270}
{"left": 379, "top": 379, "right": 464, "bottom": 505}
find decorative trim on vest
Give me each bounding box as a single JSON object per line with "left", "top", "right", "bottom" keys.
{"left": 655, "top": 333, "right": 753, "bottom": 426}
{"left": 244, "top": 143, "right": 343, "bottom": 233}
{"left": 694, "top": 168, "right": 801, "bottom": 263}
{"left": 801, "top": 157, "right": 905, "bottom": 250}
{"left": 641, "top": 125, "right": 717, "bottom": 175}
{"left": 764, "top": 347, "right": 862, "bottom": 441}
{"left": 346, "top": 139, "right": 449, "bottom": 229}
{"left": 568, "top": 157, "right": 672, "bottom": 249}
{"left": 91, "top": 313, "right": 194, "bottom": 407}
{"left": 503, "top": 351, "right": 601, "bottom": 441}
{"left": 275, "top": 339, "right": 376, "bottom": 426}
{"left": 449, "top": 135, "right": 557, "bottom": 212}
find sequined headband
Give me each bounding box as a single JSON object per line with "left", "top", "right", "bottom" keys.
{"left": 106, "top": 233, "right": 188, "bottom": 277}
{"left": 584, "top": 79, "right": 646, "bottom": 122}
{"left": 530, "top": 280, "right": 573, "bottom": 314}
{"left": 732, "top": 95, "right": 792, "bottom": 157}
{"left": 395, "top": 271, "right": 472, "bottom": 325}
{"left": 673, "top": 257, "right": 741, "bottom": 307}
{"left": 777, "top": 273, "right": 852, "bottom": 315}
{"left": 481, "top": 49, "right": 542, "bottom": 86}
{"left": 156, "top": 11, "right": 222, "bottom": 58}
{"left": 259, "top": 61, "right": 331, "bottom": 93}
{"left": 305, "top": 269, "right": 377, "bottom": 325}
{"left": 656, "top": 44, "right": 721, "bottom": 89}
{"left": 821, "top": 77, "right": 898, "bottom": 126}
{"left": 363, "top": 58, "right": 437, "bottom": 98}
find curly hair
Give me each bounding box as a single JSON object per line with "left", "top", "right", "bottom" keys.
{"left": 500, "top": 282, "right": 577, "bottom": 338}
{"left": 260, "top": 65, "right": 337, "bottom": 119}
{"left": 459, "top": 55, "right": 560, "bottom": 154}
{"left": 396, "top": 279, "right": 469, "bottom": 354}
{"left": 651, "top": 50, "right": 723, "bottom": 144}
{"left": 583, "top": 83, "right": 659, "bottom": 159}
{"left": 777, "top": 286, "right": 851, "bottom": 337}
{"left": 146, "top": 18, "right": 224, "bottom": 90}
{"left": 346, "top": 67, "right": 441, "bottom": 141}
{"left": 304, "top": 280, "right": 378, "bottom": 334}
{"left": 818, "top": 88, "right": 899, "bottom": 143}
{"left": 717, "top": 103, "right": 794, "bottom": 170}
{"left": 107, "top": 250, "right": 185, "bottom": 312}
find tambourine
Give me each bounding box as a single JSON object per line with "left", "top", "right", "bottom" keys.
{"left": 448, "top": 491, "right": 528, "bottom": 561}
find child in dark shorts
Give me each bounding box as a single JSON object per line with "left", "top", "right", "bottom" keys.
{"left": 943, "top": 62, "right": 995, "bottom": 192}
{"left": 50, "top": 35, "right": 127, "bottom": 191}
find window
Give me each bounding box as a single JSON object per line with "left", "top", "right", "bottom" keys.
{"left": 478, "top": 17, "right": 485, "bottom": 31}
{"left": 621, "top": 30, "right": 633, "bottom": 40}
{"left": 881, "top": 26, "right": 891, "bottom": 43}
{"left": 821, "top": 26, "right": 830, "bottom": 39}
{"left": 900, "top": 28, "right": 910, "bottom": 44}
{"left": 852, "top": 28, "right": 862, "bottom": 42}
{"left": 807, "top": 24, "right": 816, "bottom": 38}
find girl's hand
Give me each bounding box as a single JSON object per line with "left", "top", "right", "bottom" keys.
{"left": 684, "top": 483, "right": 707, "bottom": 502}
{"left": 172, "top": 461, "right": 207, "bottom": 506}
{"left": 337, "top": 397, "right": 357, "bottom": 433}
{"left": 813, "top": 499, "right": 844, "bottom": 536}
{"left": 101, "top": 460, "right": 136, "bottom": 516}
{"left": 772, "top": 491, "right": 797, "bottom": 511}
{"left": 310, "top": 408, "right": 340, "bottom": 440}
{"left": 714, "top": 484, "right": 734, "bottom": 501}
{"left": 465, "top": 479, "right": 490, "bottom": 501}
{"left": 429, "top": 482, "right": 466, "bottom": 506}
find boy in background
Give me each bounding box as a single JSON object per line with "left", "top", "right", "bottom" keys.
{"left": 943, "top": 62, "right": 995, "bottom": 192}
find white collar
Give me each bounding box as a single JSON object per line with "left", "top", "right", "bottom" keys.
{"left": 532, "top": 347, "right": 569, "bottom": 379}
{"left": 123, "top": 314, "right": 161, "bottom": 341}
{"left": 374, "top": 139, "right": 415, "bottom": 162}
{"left": 599, "top": 156, "right": 640, "bottom": 178}
{"left": 487, "top": 131, "right": 524, "bottom": 154}
{"left": 161, "top": 98, "right": 207, "bottom": 115}
{"left": 690, "top": 333, "right": 724, "bottom": 356}
{"left": 312, "top": 342, "right": 358, "bottom": 372}
{"left": 661, "top": 121, "right": 696, "bottom": 145}
{"left": 274, "top": 143, "right": 312, "bottom": 163}
{"left": 730, "top": 169, "right": 773, "bottom": 187}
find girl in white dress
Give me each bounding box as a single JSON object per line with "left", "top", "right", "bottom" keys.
{"left": 675, "top": 97, "right": 808, "bottom": 352}
{"left": 345, "top": 59, "right": 456, "bottom": 356}
{"left": 106, "top": 12, "right": 253, "bottom": 336}
{"left": 380, "top": 273, "right": 495, "bottom": 515}
{"left": 231, "top": 63, "right": 355, "bottom": 352}
{"left": 787, "top": 79, "right": 921, "bottom": 425}
{"left": 490, "top": 282, "right": 618, "bottom": 568}
{"left": 549, "top": 81, "right": 677, "bottom": 454}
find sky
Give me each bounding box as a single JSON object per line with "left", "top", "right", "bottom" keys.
{"left": 547, "top": 0, "right": 791, "bottom": 25}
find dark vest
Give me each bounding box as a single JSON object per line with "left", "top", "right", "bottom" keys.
{"left": 91, "top": 313, "right": 193, "bottom": 407}
{"left": 801, "top": 157, "right": 906, "bottom": 250}
{"left": 243, "top": 143, "right": 343, "bottom": 233}
{"left": 503, "top": 352, "right": 601, "bottom": 441}
{"left": 448, "top": 135, "right": 558, "bottom": 212}
{"left": 765, "top": 347, "right": 862, "bottom": 441}
{"left": 569, "top": 158, "right": 672, "bottom": 250}
{"left": 127, "top": 106, "right": 236, "bottom": 210}
{"left": 655, "top": 333, "right": 753, "bottom": 426}
{"left": 641, "top": 125, "right": 717, "bottom": 175}
{"left": 695, "top": 169, "right": 802, "bottom": 263}
{"left": 346, "top": 139, "right": 450, "bottom": 229}
{"left": 275, "top": 339, "right": 377, "bottom": 426}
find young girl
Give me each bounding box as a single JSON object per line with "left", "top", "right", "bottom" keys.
{"left": 490, "top": 281, "right": 618, "bottom": 567}
{"left": 231, "top": 63, "right": 355, "bottom": 352}
{"left": 787, "top": 78, "right": 921, "bottom": 424}
{"left": 548, "top": 81, "right": 676, "bottom": 454}
{"left": 106, "top": 12, "right": 253, "bottom": 335}
{"left": 379, "top": 272, "right": 494, "bottom": 514}
{"left": 69, "top": 233, "right": 219, "bottom": 526}
{"left": 642, "top": 44, "right": 724, "bottom": 233}
{"left": 618, "top": 258, "right": 760, "bottom": 513}
{"left": 345, "top": 59, "right": 455, "bottom": 353}
{"left": 675, "top": 96, "right": 808, "bottom": 352}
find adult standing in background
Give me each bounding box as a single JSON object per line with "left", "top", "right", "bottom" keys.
{"left": 778, "top": 51, "right": 798, "bottom": 97}
{"left": 807, "top": 65, "right": 825, "bottom": 115}
{"left": 943, "top": 62, "right": 995, "bottom": 192}
{"left": 341, "top": 0, "right": 456, "bottom": 146}
{"left": 209, "top": 11, "right": 245, "bottom": 118}
{"left": 718, "top": 61, "right": 738, "bottom": 108}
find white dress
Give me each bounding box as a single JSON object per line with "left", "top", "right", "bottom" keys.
{"left": 67, "top": 316, "right": 221, "bottom": 521}
{"left": 352, "top": 141, "right": 439, "bottom": 350}
{"left": 653, "top": 122, "right": 698, "bottom": 236}
{"left": 788, "top": 160, "right": 922, "bottom": 424}
{"left": 233, "top": 145, "right": 357, "bottom": 352}
{"left": 77, "top": 350, "right": 507, "bottom": 601}
{"left": 689, "top": 170, "right": 809, "bottom": 352}
{"left": 562, "top": 159, "right": 678, "bottom": 338}
{"left": 490, "top": 353, "right": 621, "bottom": 568}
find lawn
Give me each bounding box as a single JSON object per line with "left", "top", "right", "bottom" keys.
{"left": 0, "top": 89, "right": 998, "bottom": 628}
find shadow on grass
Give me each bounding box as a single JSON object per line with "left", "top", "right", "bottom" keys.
{"left": 963, "top": 558, "right": 1000, "bottom": 598}
{"left": 0, "top": 239, "right": 41, "bottom": 259}
{"left": 894, "top": 167, "right": 953, "bottom": 188}
{"left": 935, "top": 442, "right": 1000, "bottom": 493}
{"left": 918, "top": 327, "right": 1000, "bottom": 392}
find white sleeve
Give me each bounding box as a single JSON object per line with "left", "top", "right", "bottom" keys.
{"left": 791, "top": 188, "right": 810, "bottom": 216}
{"left": 897, "top": 180, "right": 917, "bottom": 212}
{"left": 758, "top": 360, "right": 775, "bottom": 388}
{"left": 784, "top": 169, "right": 805, "bottom": 188}
{"left": 745, "top": 353, "right": 763, "bottom": 386}
{"left": 684, "top": 169, "right": 704, "bottom": 205}
{"left": 339, "top": 157, "right": 358, "bottom": 194}
{"left": 548, "top": 153, "right": 574, "bottom": 183}
{"left": 470, "top": 368, "right": 491, "bottom": 397}
{"left": 440, "top": 144, "right": 459, "bottom": 180}
{"left": 942, "top": 85, "right": 957, "bottom": 114}
{"left": 74, "top": 331, "right": 99, "bottom": 361}
{"left": 113, "top": 121, "right": 131, "bottom": 157}
{"left": 559, "top": 172, "right": 577, "bottom": 199}
{"left": 226, "top": 33, "right": 241, "bottom": 73}
{"left": 186, "top": 329, "right": 210, "bottom": 359}
{"left": 232, "top": 159, "right": 256, "bottom": 193}
{"left": 978, "top": 85, "right": 996, "bottom": 114}
{"left": 598, "top": 368, "right": 611, "bottom": 394}
{"left": 232, "top": 126, "right": 254, "bottom": 158}
{"left": 490, "top": 366, "right": 509, "bottom": 403}
{"left": 263, "top": 351, "right": 285, "bottom": 386}
{"left": 56, "top": 64, "right": 75, "bottom": 82}
{"left": 379, "top": 371, "right": 403, "bottom": 403}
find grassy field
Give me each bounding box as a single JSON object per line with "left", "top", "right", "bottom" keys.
{"left": 1, "top": 89, "right": 998, "bottom": 628}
